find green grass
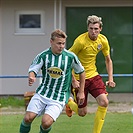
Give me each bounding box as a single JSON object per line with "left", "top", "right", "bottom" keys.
{"left": 0, "top": 97, "right": 132, "bottom": 133}
{"left": 0, "top": 96, "right": 25, "bottom": 107}
{"left": 0, "top": 113, "right": 132, "bottom": 133}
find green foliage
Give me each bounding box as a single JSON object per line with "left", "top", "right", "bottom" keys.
{"left": 0, "top": 113, "right": 132, "bottom": 133}
{"left": 0, "top": 96, "right": 25, "bottom": 107}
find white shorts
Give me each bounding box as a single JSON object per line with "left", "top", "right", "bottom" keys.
{"left": 27, "top": 93, "right": 65, "bottom": 121}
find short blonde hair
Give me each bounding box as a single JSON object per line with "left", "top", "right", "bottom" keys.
{"left": 51, "top": 29, "right": 67, "bottom": 40}
{"left": 87, "top": 15, "right": 103, "bottom": 28}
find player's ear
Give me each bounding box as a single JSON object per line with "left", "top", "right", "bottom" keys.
{"left": 100, "top": 27, "right": 102, "bottom": 32}
{"left": 50, "top": 39, "right": 53, "bottom": 44}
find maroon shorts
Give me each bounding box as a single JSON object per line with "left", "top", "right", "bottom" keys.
{"left": 72, "top": 75, "right": 107, "bottom": 108}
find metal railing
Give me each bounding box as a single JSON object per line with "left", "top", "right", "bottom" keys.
{"left": 0, "top": 74, "right": 132, "bottom": 78}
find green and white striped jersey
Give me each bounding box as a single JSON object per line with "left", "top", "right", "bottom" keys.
{"left": 29, "top": 48, "right": 84, "bottom": 103}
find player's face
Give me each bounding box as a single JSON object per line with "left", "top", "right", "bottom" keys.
{"left": 88, "top": 23, "right": 102, "bottom": 41}
{"left": 50, "top": 37, "right": 66, "bottom": 54}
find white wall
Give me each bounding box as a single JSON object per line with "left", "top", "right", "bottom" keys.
{"left": 0, "top": 0, "right": 63, "bottom": 95}
{"left": 0, "top": 3, "right": 2, "bottom": 94}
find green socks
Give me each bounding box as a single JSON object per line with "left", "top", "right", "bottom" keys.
{"left": 19, "top": 120, "right": 52, "bottom": 133}
{"left": 39, "top": 125, "right": 51, "bottom": 133}
{"left": 19, "top": 120, "right": 31, "bottom": 133}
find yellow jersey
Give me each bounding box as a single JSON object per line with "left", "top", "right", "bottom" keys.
{"left": 69, "top": 32, "right": 110, "bottom": 80}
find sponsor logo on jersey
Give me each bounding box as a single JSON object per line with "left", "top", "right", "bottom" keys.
{"left": 47, "top": 67, "right": 63, "bottom": 79}
{"left": 97, "top": 44, "right": 102, "bottom": 50}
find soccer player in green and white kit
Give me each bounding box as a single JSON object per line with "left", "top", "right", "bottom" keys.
{"left": 19, "top": 29, "right": 85, "bottom": 133}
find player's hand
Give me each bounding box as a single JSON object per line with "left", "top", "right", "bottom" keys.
{"left": 77, "top": 91, "right": 85, "bottom": 105}
{"left": 72, "top": 79, "right": 80, "bottom": 89}
{"left": 29, "top": 77, "right": 36, "bottom": 86}
{"left": 106, "top": 81, "right": 116, "bottom": 88}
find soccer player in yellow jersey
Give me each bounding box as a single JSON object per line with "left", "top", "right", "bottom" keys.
{"left": 68, "top": 15, "right": 116, "bottom": 133}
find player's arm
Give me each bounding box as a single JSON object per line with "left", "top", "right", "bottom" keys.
{"left": 71, "top": 73, "right": 80, "bottom": 88}
{"left": 28, "top": 54, "right": 44, "bottom": 86}
{"left": 77, "top": 71, "right": 85, "bottom": 105}
{"left": 28, "top": 71, "right": 36, "bottom": 86}
{"left": 71, "top": 50, "right": 85, "bottom": 105}
{"left": 105, "top": 54, "right": 116, "bottom": 88}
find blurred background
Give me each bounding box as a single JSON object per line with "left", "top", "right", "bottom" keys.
{"left": 0, "top": 0, "right": 132, "bottom": 95}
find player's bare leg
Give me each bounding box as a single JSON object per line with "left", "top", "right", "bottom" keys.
{"left": 78, "top": 106, "right": 88, "bottom": 116}
{"left": 39, "top": 114, "right": 53, "bottom": 133}
{"left": 19, "top": 112, "right": 37, "bottom": 133}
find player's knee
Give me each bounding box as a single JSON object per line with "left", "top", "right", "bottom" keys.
{"left": 78, "top": 112, "right": 87, "bottom": 117}
{"left": 78, "top": 109, "right": 87, "bottom": 117}
{"left": 41, "top": 120, "right": 52, "bottom": 129}
{"left": 24, "top": 113, "right": 35, "bottom": 123}
{"left": 42, "top": 116, "right": 54, "bottom": 129}
{"left": 24, "top": 116, "right": 33, "bottom": 123}
{"left": 99, "top": 99, "right": 109, "bottom": 107}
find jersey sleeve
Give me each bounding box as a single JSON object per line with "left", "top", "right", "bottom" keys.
{"left": 28, "top": 54, "right": 44, "bottom": 75}
{"left": 71, "top": 52, "right": 84, "bottom": 74}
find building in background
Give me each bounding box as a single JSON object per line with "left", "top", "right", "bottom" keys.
{"left": 0, "top": 0, "right": 132, "bottom": 95}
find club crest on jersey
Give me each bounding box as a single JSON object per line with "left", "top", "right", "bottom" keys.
{"left": 97, "top": 44, "right": 102, "bottom": 50}
{"left": 47, "top": 67, "right": 63, "bottom": 79}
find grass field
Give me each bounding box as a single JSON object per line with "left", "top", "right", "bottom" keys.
{"left": 0, "top": 112, "right": 132, "bottom": 133}
{"left": 0, "top": 96, "right": 132, "bottom": 133}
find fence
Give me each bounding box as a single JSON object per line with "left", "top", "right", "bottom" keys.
{"left": 0, "top": 74, "right": 132, "bottom": 78}
{"left": 0, "top": 74, "right": 132, "bottom": 93}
